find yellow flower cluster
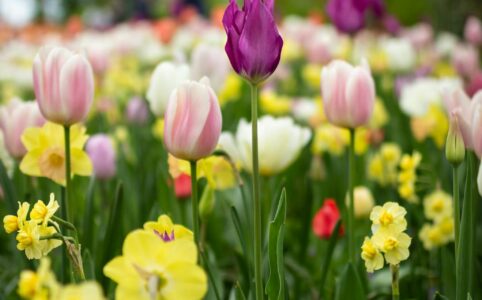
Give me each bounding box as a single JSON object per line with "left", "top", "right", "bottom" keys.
{"left": 103, "top": 214, "right": 207, "bottom": 300}
{"left": 18, "top": 257, "right": 104, "bottom": 300}
{"left": 260, "top": 90, "right": 292, "bottom": 116}
{"left": 368, "top": 143, "right": 402, "bottom": 186}
{"left": 398, "top": 152, "right": 422, "bottom": 203}
{"left": 168, "top": 154, "right": 237, "bottom": 190}
{"left": 410, "top": 104, "right": 449, "bottom": 148}
{"left": 218, "top": 73, "right": 242, "bottom": 106}
{"left": 3, "top": 194, "right": 62, "bottom": 259}
{"left": 102, "top": 56, "right": 146, "bottom": 103}
{"left": 20, "top": 122, "right": 92, "bottom": 186}
{"left": 419, "top": 190, "right": 454, "bottom": 250}
{"left": 361, "top": 202, "right": 411, "bottom": 272}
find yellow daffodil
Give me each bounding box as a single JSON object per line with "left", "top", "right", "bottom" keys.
{"left": 398, "top": 152, "right": 422, "bottom": 203}
{"left": 152, "top": 118, "right": 165, "bottom": 140}
{"left": 16, "top": 220, "right": 45, "bottom": 259}
{"left": 372, "top": 230, "right": 411, "bottom": 265}
{"left": 3, "top": 214, "right": 18, "bottom": 233}
{"left": 4, "top": 202, "right": 30, "bottom": 234}
{"left": 18, "top": 258, "right": 61, "bottom": 299}
{"left": 410, "top": 105, "right": 448, "bottom": 148}
{"left": 260, "top": 90, "right": 292, "bottom": 116}
{"left": 18, "top": 270, "right": 38, "bottom": 299}
{"left": 103, "top": 230, "right": 207, "bottom": 300}
{"left": 368, "top": 143, "right": 401, "bottom": 186}
{"left": 419, "top": 223, "right": 444, "bottom": 250}
{"left": 370, "top": 202, "right": 407, "bottom": 234}
{"left": 143, "top": 215, "right": 193, "bottom": 242}
{"left": 436, "top": 216, "right": 454, "bottom": 242}
{"left": 368, "top": 99, "right": 389, "bottom": 129}
{"left": 20, "top": 122, "right": 92, "bottom": 185}
{"left": 58, "top": 282, "right": 105, "bottom": 300}
{"left": 302, "top": 64, "right": 322, "bottom": 90}
{"left": 30, "top": 193, "right": 59, "bottom": 226}
{"left": 361, "top": 237, "right": 384, "bottom": 273}
{"left": 311, "top": 124, "right": 349, "bottom": 156}
{"left": 423, "top": 190, "right": 453, "bottom": 221}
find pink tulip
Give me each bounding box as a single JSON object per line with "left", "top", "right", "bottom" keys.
{"left": 452, "top": 44, "right": 479, "bottom": 78}
{"left": 464, "top": 16, "right": 482, "bottom": 46}
{"left": 164, "top": 77, "right": 222, "bottom": 161}
{"left": 33, "top": 46, "right": 94, "bottom": 125}
{"left": 0, "top": 99, "right": 45, "bottom": 158}
{"left": 86, "top": 134, "right": 116, "bottom": 180}
{"left": 321, "top": 59, "right": 375, "bottom": 128}
{"left": 470, "top": 91, "right": 482, "bottom": 158}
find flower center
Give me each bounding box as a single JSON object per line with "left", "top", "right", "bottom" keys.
{"left": 362, "top": 243, "right": 377, "bottom": 259}
{"left": 17, "top": 232, "right": 33, "bottom": 246}
{"left": 154, "top": 230, "right": 175, "bottom": 242}
{"left": 432, "top": 199, "right": 444, "bottom": 213}
{"left": 383, "top": 237, "right": 399, "bottom": 251}
{"left": 379, "top": 210, "right": 393, "bottom": 226}
{"left": 39, "top": 147, "right": 66, "bottom": 182}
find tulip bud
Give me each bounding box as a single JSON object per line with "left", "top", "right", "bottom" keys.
{"left": 0, "top": 99, "right": 45, "bottom": 158}
{"left": 3, "top": 215, "right": 18, "bottom": 234}
{"left": 222, "top": 0, "right": 283, "bottom": 84}
{"left": 164, "top": 77, "right": 222, "bottom": 161}
{"left": 199, "top": 185, "right": 215, "bottom": 221}
{"left": 445, "top": 116, "right": 465, "bottom": 165}
{"left": 126, "top": 97, "right": 149, "bottom": 125}
{"left": 33, "top": 46, "right": 94, "bottom": 125}
{"left": 146, "top": 61, "right": 190, "bottom": 117}
{"left": 174, "top": 173, "right": 191, "bottom": 198}
{"left": 464, "top": 16, "right": 482, "bottom": 46}
{"left": 86, "top": 134, "right": 116, "bottom": 180}
{"left": 346, "top": 186, "right": 375, "bottom": 218}
{"left": 312, "top": 199, "right": 344, "bottom": 240}
{"left": 321, "top": 59, "right": 376, "bottom": 128}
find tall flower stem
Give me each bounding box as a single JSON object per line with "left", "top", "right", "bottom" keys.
{"left": 190, "top": 160, "right": 200, "bottom": 249}
{"left": 391, "top": 264, "right": 400, "bottom": 300}
{"left": 348, "top": 128, "right": 356, "bottom": 263}
{"left": 63, "top": 125, "right": 72, "bottom": 281}
{"left": 250, "top": 83, "right": 263, "bottom": 300}
{"left": 452, "top": 166, "right": 460, "bottom": 267}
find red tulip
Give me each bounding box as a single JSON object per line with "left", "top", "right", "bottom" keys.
{"left": 312, "top": 199, "right": 344, "bottom": 239}
{"left": 174, "top": 173, "right": 192, "bottom": 198}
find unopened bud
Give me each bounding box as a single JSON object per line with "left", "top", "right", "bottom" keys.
{"left": 445, "top": 116, "right": 465, "bottom": 165}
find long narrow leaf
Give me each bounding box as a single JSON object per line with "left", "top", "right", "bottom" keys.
{"left": 0, "top": 161, "right": 16, "bottom": 212}
{"left": 319, "top": 220, "right": 342, "bottom": 298}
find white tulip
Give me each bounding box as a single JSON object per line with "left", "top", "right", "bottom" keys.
{"left": 218, "top": 116, "right": 311, "bottom": 176}
{"left": 191, "top": 43, "right": 230, "bottom": 92}
{"left": 380, "top": 37, "right": 416, "bottom": 72}
{"left": 146, "top": 61, "right": 190, "bottom": 116}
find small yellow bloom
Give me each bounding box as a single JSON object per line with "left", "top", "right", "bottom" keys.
{"left": 368, "top": 99, "right": 389, "bottom": 129}
{"left": 436, "top": 217, "right": 454, "bottom": 241}
{"left": 361, "top": 237, "right": 384, "bottom": 273}
{"left": 58, "top": 282, "right": 105, "bottom": 300}
{"left": 20, "top": 123, "right": 92, "bottom": 185}
{"left": 423, "top": 190, "right": 453, "bottom": 221}
{"left": 368, "top": 143, "right": 401, "bottom": 187}
{"left": 18, "top": 270, "right": 38, "bottom": 299}
{"left": 104, "top": 230, "right": 207, "bottom": 300}
{"left": 372, "top": 230, "right": 411, "bottom": 265}
{"left": 143, "top": 215, "right": 193, "bottom": 242}
{"left": 302, "top": 64, "right": 322, "bottom": 90}
{"left": 3, "top": 214, "right": 18, "bottom": 233}
{"left": 17, "top": 258, "right": 61, "bottom": 299}
{"left": 16, "top": 220, "right": 42, "bottom": 260}
{"left": 260, "top": 90, "right": 292, "bottom": 116}
{"left": 311, "top": 124, "right": 349, "bottom": 156}
{"left": 398, "top": 152, "right": 422, "bottom": 203}
{"left": 152, "top": 118, "right": 165, "bottom": 140}
{"left": 410, "top": 105, "right": 448, "bottom": 148}
{"left": 419, "top": 223, "right": 444, "bottom": 250}
{"left": 30, "top": 193, "right": 59, "bottom": 226}
{"left": 353, "top": 186, "right": 375, "bottom": 218}
{"left": 370, "top": 202, "right": 407, "bottom": 234}
{"left": 381, "top": 144, "right": 402, "bottom": 164}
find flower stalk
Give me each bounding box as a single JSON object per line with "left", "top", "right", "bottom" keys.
{"left": 190, "top": 160, "right": 200, "bottom": 249}
{"left": 250, "top": 83, "right": 263, "bottom": 300}
{"left": 391, "top": 264, "right": 400, "bottom": 300}
{"left": 62, "top": 125, "right": 71, "bottom": 281}
{"left": 348, "top": 128, "right": 356, "bottom": 263}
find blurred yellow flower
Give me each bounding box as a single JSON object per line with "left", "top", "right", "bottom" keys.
{"left": 16, "top": 220, "right": 43, "bottom": 260}
{"left": 58, "top": 282, "right": 105, "bottom": 300}
{"left": 419, "top": 223, "right": 444, "bottom": 250}
{"left": 370, "top": 202, "right": 407, "bottom": 234}
{"left": 30, "top": 193, "right": 59, "bottom": 226}
{"left": 312, "top": 124, "right": 349, "bottom": 156}
{"left": 20, "top": 123, "right": 92, "bottom": 185}
{"left": 260, "top": 90, "right": 292, "bottom": 115}
{"left": 103, "top": 230, "right": 207, "bottom": 300}
{"left": 152, "top": 118, "right": 165, "bottom": 140}
{"left": 410, "top": 105, "right": 448, "bottom": 148}
{"left": 143, "top": 214, "right": 193, "bottom": 242}
{"left": 18, "top": 258, "right": 60, "bottom": 299}
{"left": 423, "top": 190, "right": 453, "bottom": 221}
{"left": 361, "top": 237, "right": 384, "bottom": 273}
{"left": 218, "top": 73, "right": 242, "bottom": 106}
{"left": 433, "top": 61, "right": 457, "bottom": 77}
{"left": 368, "top": 143, "right": 401, "bottom": 186}
{"left": 352, "top": 186, "right": 375, "bottom": 218}
{"left": 368, "top": 99, "right": 389, "bottom": 129}
{"left": 302, "top": 64, "right": 322, "bottom": 90}
{"left": 398, "top": 152, "right": 422, "bottom": 203}
{"left": 280, "top": 38, "right": 302, "bottom": 62}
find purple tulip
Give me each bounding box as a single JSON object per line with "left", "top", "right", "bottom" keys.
{"left": 327, "top": 0, "right": 385, "bottom": 34}
{"left": 222, "top": 0, "right": 283, "bottom": 84}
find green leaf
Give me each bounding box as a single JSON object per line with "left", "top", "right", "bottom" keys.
{"left": 319, "top": 220, "right": 341, "bottom": 298}
{"left": 433, "top": 292, "right": 450, "bottom": 300}
{"left": 334, "top": 263, "right": 367, "bottom": 300}
{"left": 265, "top": 188, "right": 287, "bottom": 300}
{"left": 440, "top": 246, "right": 455, "bottom": 299}
{"left": 457, "top": 151, "right": 478, "bottom": 300}
{"left": 0, "top": 160, "right": 16, "bottom": 213}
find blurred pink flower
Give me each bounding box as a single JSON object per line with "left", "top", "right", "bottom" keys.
{"left": 464, "top": 16, "right": 482, "bottom": 46}
{"left": 86, "top": 134, "right": 116, "bottom": 180}
{"left": 452, "top": 44, "right": 479, "bottom": 78}
{"left": 126, "top": 97, "right": 149, "bottom": 125}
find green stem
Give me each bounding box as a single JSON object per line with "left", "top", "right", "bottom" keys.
{"left": 63, "top": 125, "right": 72, "bottom": 282}
{"left": 391, "top": 264, "right": 400, "bottom": 300}
{"left": 250, "top": 83, "right": 263, "bottom": 300}
{"left": 348, "top": 128, "right": 355, "bottom": 263}
{"left": 453, "top": 165, "right": 460, "bottom": 269}
{"left": 190, "top": 160, "right": 200, "bottom": 248}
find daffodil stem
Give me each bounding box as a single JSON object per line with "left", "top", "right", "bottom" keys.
{"left": 348, "top": 128, "right": 355, "bottom": 264}
{"left": 190, "top": 160, "right": 200, "bottom": 249}
{"left": 52, "top": 216, "right": 76, "bottom": 232}
{"left": 250, "top": 83, "right": 263, "bottom": 300}
{"left": 453, "top": 165, "right": 460, "bottom": 269}
{"left": 391, "top": 264, "right": 400, "bottom": 300}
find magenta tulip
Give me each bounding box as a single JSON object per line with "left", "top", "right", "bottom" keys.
{"left": 321, "top": 59, "right": 375, "bottom": 128}
{"left": 222, "top": 0, "right": 283, "bottom": 84}
{"left": 0, "top": 99, "right": 45, "bottom": 158}
{"left": 164, "top": 77, "right": 222, "bottom": 161}
{"left": 33, "top": 46, "right": 94, "bottom": 125}
{"left": 86, "top": 134, "right": 116, "bottom": 180}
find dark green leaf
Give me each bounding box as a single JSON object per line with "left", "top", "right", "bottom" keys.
{"left": 334, "top": 263, "right": 367, "bottom": 300}
{"left": 0, "top": 161, "right": 16, "bottom": 213}
{"left": 319, "top": 220, "right": 341, "bottom": 298}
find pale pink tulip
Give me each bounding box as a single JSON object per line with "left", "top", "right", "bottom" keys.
{"left": 86, "top": 134, "right": 116, "bottom": 180}
{"left": 164, "top": 77, "right": 222, "bottom": 161}
{"left": 0, "top": 99, "right": 45, "bottom": 158}
{"left": 33, "top": 46, "right": 94, "bottom": 125}
{"left": 470, "top": 91, "right": 482, "bottom": 158}
{"left": 452, "top": 44, "right": 479, "bottom": 77}
{"left": 464, "top": 16, "right": 482, "bottom": 46}
{"left": 321, "top": 59, "right": 375, "bottom": 128}
{"left": 443, "top": 88, "right": 476, "bottom": 149}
